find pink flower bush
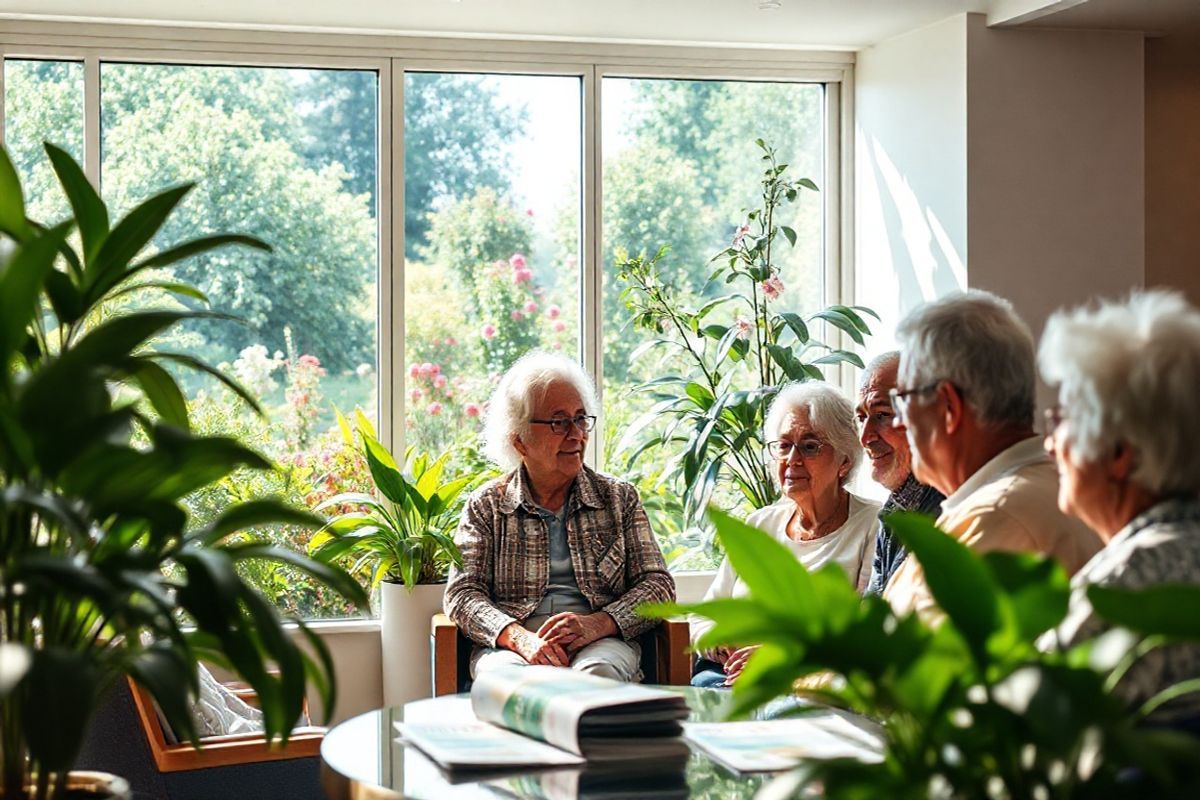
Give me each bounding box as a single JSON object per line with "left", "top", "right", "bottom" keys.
{"left": 410, "top": 388, "right": 422, "bottom": 402}
{"left": 419, "top": 362, "right": 434, "bottom": 377}
{"left": 546, "top": 304, "right": 561, "bottom": 319}
{"left": 481, "top": 323, "right": 497, "bottom": 340}
{"left": 761, "top": 275, "right": 785, "bottom": 301}
{"left": 465, "top": 403, "right": 481, "bottom": 418}
{"left": 553, "top": 320, "right": 567, "bottom": 333}
{"left": 734, "top": 315, "right": 753, "bottom": 340}
{"left": 511, "top": 310, "right": 524, "bottom": 322}
{"left": 430, "top": 363, "right": 441, "bottom": 375}
{"left": 524, "top": 300, "right": 538, "bottom": 314}
{"left": 512, "top": 268, "right": 533, "bottom": 285}
{"left": 433, "top": 375, "right": 447, "bottom": 389}
{"left": 426, "top": 402, "right": 443, "bottom": 416}
{"left": 509, "top": 253, "right": 527, "bottom": 270}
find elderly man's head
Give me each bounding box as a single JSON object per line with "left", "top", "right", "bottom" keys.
{"left": 484, "top": 352, "right": 598, "bottom": 476}
{"left": 856, "top": 351, "right": 911, "bottom": 491}
{"left": 1039, "top": 290, "right": 1200, "bottom": 536}
{"left": 892, "top": 291, "right": 1036, "bottom": 495}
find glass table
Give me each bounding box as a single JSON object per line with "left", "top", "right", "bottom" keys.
{"left": 320, "top": 687, "right": 870, "bottom": 799}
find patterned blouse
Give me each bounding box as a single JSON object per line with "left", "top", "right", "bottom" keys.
{"left": 1049, "top": 496, "right": 1200, "bottom": 722}
{"left": 444, "top": 465, "right": 676, "bottom": 647}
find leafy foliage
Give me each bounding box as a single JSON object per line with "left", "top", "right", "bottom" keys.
{"left": 309, "top": 410, "right": 492, "bottom": 588}
{"left": 646, "top": 508, "right": 1200, "bottom": 798}
{"left": 615, "top": 141, "right": 875, "bottom": 526}
{"left": 0, "top": 143, "right": 369, "bottom": 800}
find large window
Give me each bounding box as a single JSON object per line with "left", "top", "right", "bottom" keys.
{"left": 2, "top": 38, "right": 842, "bottom": 616}
{"left": 403, "top": 72, "right": 581, "bottom": 461}
{"left": 601, "top": 77, "right": 826, "bottom": 569}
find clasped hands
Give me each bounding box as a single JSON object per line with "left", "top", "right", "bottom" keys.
{"left": 501, "top": 611, "right": 618, "bottom": 667}
{"left": 707, "top": 644, "right": 760, "bottom": 686}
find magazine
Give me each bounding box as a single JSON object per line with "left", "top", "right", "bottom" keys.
{"left": 470, "top": 666, "right": 690, "bottom": 760}
{"left": 400, "top": 666, "right": 689, "bottom": 771}
{"left": 683, "top": 714, "right": 885, "bottom": 774}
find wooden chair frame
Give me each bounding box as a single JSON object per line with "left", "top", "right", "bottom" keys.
{"left": 126, "top": 677, "right": 325, "bottom": 772}
{"left": 430, "top": 613, "right": 690, "bottom": 696}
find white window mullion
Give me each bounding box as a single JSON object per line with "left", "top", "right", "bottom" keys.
{"left": 83, "top": 53, "right": 100, "bottom": 188}
{"left": 386, "top": 60, "right": 405, "bottom": 457}
{"left": 582, "top": 64, "right": 603, "bottom": 470}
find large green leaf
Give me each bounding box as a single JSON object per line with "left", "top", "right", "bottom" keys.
{"left": 125, "top": 358, "right": 190, "bottom": 430}
{"left": 361, "top": 432, "right": 410, "bottom": 507}
{"left": 886, "top": 511, "right": 999, "bottom": 658}
{"left": 22, "top": 648, "right": 99, "bottom": 772}
{"left": 708, "top": 507, "right": 819, "bottom": 628}
{"left": 810, "top": 309, "right": 866, "bottom": 345}
{"left": 128, "top": 646, "right": 201, "bottom": 745}
{"left": 1088, "top": 584, "right": 1200, "bottom": 639}
{"left": 44, "top": 142, "right": 108, "bottom": 263}
{"left": 87, "top": 183, "right": 193, "bottom": 299}
{"left": 129, "top": 232, "right": 270, "bottom": 271}
{"left": 0, "top": 222, "right": 69, "bottom": 362}
{"left": 0, "top": 144, "right": 26, "bottom": 238}
{"left": 984, "top": 550, "right": 1070, "bottom": 645}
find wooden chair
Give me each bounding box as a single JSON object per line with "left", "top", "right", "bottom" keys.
{"left": 75, "top": 676, "right": 326, "bottom": 800}
{"left": 430, "top": 613, "right": 690, "bottom": 696}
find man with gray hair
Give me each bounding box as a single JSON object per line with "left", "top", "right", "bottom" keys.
{"left": 883, "top": 290, "right": 1101, "bottom": 620}
{"left": 855, "top": 351, "right": 944, "bottom": 595}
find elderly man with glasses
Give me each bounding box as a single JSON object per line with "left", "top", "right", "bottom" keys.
{"left": 882, "top": 291, "right": 1101, "bottom": 621}
{"left": 445, "top": 351, "right": 675, "bottom": 682}
{"left": 855, "top": 351, "right": 945, "bottom": 596}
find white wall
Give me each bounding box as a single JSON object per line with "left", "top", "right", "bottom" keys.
{"left": 855, "top": 15, "right": 970, "bottom": 357}
{"left": 966, "top": 15, "right": 1145, "bottom": 344}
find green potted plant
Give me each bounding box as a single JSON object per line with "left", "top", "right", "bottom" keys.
{"left": 615, "top": 139, "right": 875, "bottom": 528}
{"left": 0, "top": 143, "right": 369, "bottom": 800}
{"left": 647, "top": 508, "right": 1200, "bottom": 798}
{"left": 309, "top": 411, "right": 484, "bottom": 705}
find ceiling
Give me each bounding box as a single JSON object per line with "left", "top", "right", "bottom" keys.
{"left": 0, "top": 0, "right": 1196, "bottom": 49}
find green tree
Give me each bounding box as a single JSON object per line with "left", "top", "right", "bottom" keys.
{"left": 404, "top": 73, "right": 525, "bottom": 256}
{"left": 2, "top": 60, "right": 83, "bottom": 223}
{"left": 98, "top": 67, "right": 376, "bottom": 372}
{"left": 296, "top": 69, "right": 379, "bottom": 210}
{"left": 422, "top": 186, "right": 533, "bottom": 294}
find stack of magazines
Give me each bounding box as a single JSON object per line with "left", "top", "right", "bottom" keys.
{"left": 398, "top": 666, "right": 690, "bottom": 771}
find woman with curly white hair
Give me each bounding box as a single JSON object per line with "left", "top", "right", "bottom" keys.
{"left": 444, "top": 351, "right": 674, "bottom": 682}
{"left": 1039, "top": 290, "right": 1200, "bottom": 725}
{"left": 690, "top": 381, "right": 880, "bottom": 688}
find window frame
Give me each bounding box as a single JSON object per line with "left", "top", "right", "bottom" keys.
{"left": 0, "top": 22, "right": 855, "bottom": 605}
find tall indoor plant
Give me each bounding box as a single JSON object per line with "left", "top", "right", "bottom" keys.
{"left": 648, "top": 509, "right": 1200, "bottom": 798}
{"left": 0, "top": 143, "right": 369, "bottom": 800}
{"left": 310, "top": 411, "right": 482, "bottom": 704}
{"left": 616, "top": 140, "right": 875, "bottom": 526}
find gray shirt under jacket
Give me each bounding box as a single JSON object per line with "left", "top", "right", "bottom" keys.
{"left": 531, "top": 501, "right": 592, "bottom": 617}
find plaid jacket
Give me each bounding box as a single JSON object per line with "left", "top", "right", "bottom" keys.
{"left": 444, "top": 465, "right": 675, "bottom": 647}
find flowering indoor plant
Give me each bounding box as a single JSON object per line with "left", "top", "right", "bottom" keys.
{"left": 616, "top": 139, "right": 875, "bottom": 524}
{"left": 0, "top": 143, "right": 368, "bottom": 799}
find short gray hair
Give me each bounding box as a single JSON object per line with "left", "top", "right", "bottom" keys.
{"left": 896, "top": 290, "right": 1035, "bottom": 428}
{"left": 1038, "top": 290, "right": 1200, "bottom": 496}
{"left": 858, "top": 350, "right": 900, "bottom": 392}
{"left": 764, "top": 381, "right": 861, "bottom": 486}
{"left": 483, "top": 351, "right": 598, "bottom": 471}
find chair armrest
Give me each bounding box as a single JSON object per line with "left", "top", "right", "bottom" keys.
{"left": 431, "top": 613, "right": 461, "bottom": 697}
{"left": 650, "top": 618, "right": 691, "bottom": 686}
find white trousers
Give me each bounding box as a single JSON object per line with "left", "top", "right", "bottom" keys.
{"left": 470, "top": 615, "right": 642, "bottom": 683}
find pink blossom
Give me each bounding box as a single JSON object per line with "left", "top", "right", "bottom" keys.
{"left": 408, "top": 363, "right": 420, "bottom": 378}
{"left": 446, "top": 336, "right": 458, "bottom": 346}
{"left": 734, "top": 315, "right": 753, "bottom": 340}
{"left": 511, "top": 310, "right": 525, "bottom": 322}
{"left": 465, "top": 403, "right": 481, "bottom": 418}
{"left": 409, "top": 388, "right": 422, "bottom": 402}
{"left": 481, "top": 324, "right": 497, "bottom": 340}
{"left": 419, "top": 362, "right": 434, "bottom": 377}
{"left": 732, "top": 223, "right": 751, "bottom": 247}
{"left": 509, "top": 253, "right": 527, "bottom": 270}
{"left": 761, "top": 276, "right": 785, "bottom": 301}
{"left": 426, "top": 402, "right": 443, "bottom": 416}
{"left": 546, "top": 304, "right": 561, "bottom": 319}
{"left": 525, "top": 208, "right": 535, "bottom": 217}
{"left": 298, "top": 354, "right": 321, "bottom": 368}
{"left": 433, "top": 375, "right": 447, "bottom": 389}
{"left": 552, "top": 341, "right": 563, "bottom": 350}
{"left": 553, "top": 320, "right": 567, "bottom": 333}
{"left": 524, "top": 300, "right": 538, "bottom": 314}
{"left": 512, "top": 268, "right": 533, "bottom": 285}
{"left": 430, "top": 363, "right": 441, "bottom": 375}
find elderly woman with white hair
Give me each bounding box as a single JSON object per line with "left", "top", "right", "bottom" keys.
{"left": 1040, "top": 290, "right": 1200, "bottom": 725}
{"left": 444, "top": 351, "right": 675, "bottom": 682}
{"left": 690, "top": 381, "right": 880, "bottom": 689}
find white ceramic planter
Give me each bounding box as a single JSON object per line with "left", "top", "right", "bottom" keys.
{"left": 380, "top": 581, "right": 447, "bottom": 707}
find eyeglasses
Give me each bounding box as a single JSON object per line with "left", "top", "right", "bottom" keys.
{"left": 765, "top": 439, "right": 827, "bottom": 461}
{"left": 888, "top": 382, "right": 943, "bottom": 422}
{"left": 530, "top": 415, "right": 597, "bottom": 435}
